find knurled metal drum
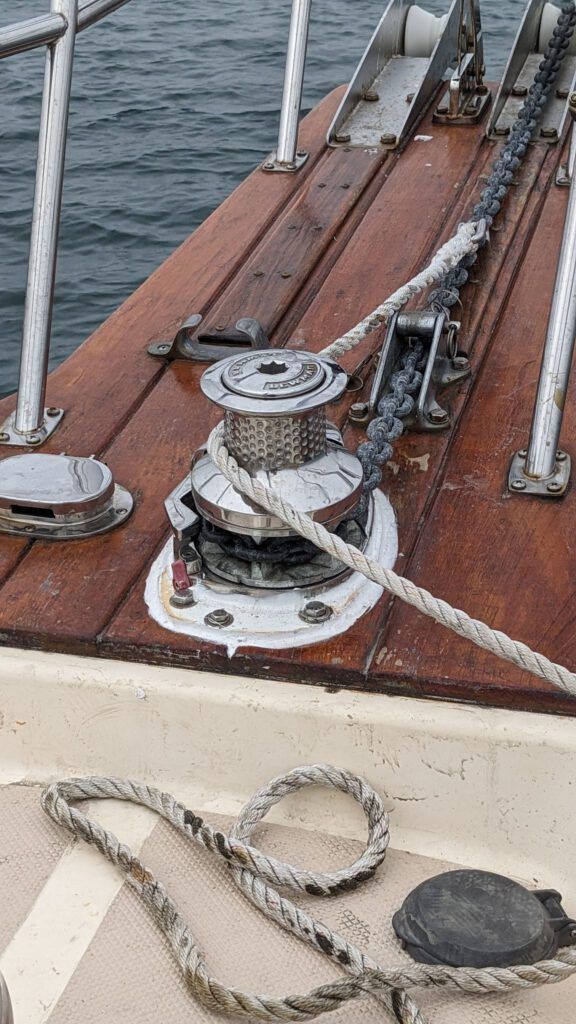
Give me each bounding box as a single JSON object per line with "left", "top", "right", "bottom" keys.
{"left": 191, "top": 349, "right": 364, "bottom": 539}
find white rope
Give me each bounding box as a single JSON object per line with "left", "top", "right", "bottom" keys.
{"left": 320, "top": 221, "right": 480, "bottom": 361}
{"left": 42, "top": 766, "right": 576, "bottom": 1024}
{"left": 207, "top": 427, "right": 576, "bottom": 698}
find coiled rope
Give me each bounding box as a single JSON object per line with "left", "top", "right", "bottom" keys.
{"left": 42, "top": 766, "right": 576, "bottom": 1024}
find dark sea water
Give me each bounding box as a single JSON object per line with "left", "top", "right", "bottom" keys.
{"left": 1, "top": 1, "right": 525, "bottom": 394}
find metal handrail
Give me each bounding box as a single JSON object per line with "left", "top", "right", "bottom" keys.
{"left": 0, "top": 0, "right": 134, "bottom": 59}
{"left": 1, "top": 0, "right": 312, "bottom": 445}
{"left": 0, "top": 0, "right": 138, "bottom": 445}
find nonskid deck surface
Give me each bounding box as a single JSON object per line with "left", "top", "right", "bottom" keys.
{"left": 0, "top": 783, "right": 573, "bottom": 1024}
{"left": 0, "top": 87, "right": 575, "bottom": 714}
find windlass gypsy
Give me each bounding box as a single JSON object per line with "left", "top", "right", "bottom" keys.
{"left": 153, "top": 348, "right": 397, "bottom": 647}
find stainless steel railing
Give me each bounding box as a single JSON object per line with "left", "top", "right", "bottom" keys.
{"left": 1, "top": 0, "right": 313, "bottom": 446}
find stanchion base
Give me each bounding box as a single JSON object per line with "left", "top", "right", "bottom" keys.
{"left": 0, "top": 407, "right": 64, "bottom": 448}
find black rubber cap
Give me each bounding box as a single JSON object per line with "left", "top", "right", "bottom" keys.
{"left": 392, "top": 870, "right": 566, "bottom": 968}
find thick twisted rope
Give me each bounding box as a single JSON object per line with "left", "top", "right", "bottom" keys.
{"left": 320, "top": 223, "right": 480, "bottom": 361}
{"left": 42, "top": 766, "right": 576, "bottom": 1024}
{"left": 207, "top": 425, "right": 576, "bottom": 697}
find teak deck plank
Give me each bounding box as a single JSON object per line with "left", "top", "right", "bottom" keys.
{"left": 0, "top": 110, "right": 388, "bottom": 648}
{"left": 0, "top": 88, "right": 344, "bottom": 588}
{"left": 368, "top": 170, "right": 576, "bottom": 714}
{"left": 101, "top": 116, "right": 489, "bottom": 669}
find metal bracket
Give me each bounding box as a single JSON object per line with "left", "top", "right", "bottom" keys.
{"left": 327, "top": 0, "right": 488, "bottom": 149}
{"left": 508, "top": 448, "right": 571, "bottom": 497}
{"left": 148, "top": 315, "right": 270, "bottom": 362}
{"left": 368, "top": 311, "right": 469, "bottom": 432}
{"left": 262, "top": 150, "right": 309, "bottom": 173}
{"left": 487, "top": 0, "right": 576, "bottom": 142}
{"left": 0, "top": 406, "right": 64, "bottom": 448}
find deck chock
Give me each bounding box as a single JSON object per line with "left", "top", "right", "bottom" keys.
{"left": 367, "top": 311, "right": 469, "bottom": 433}
{"left": 148, "top": 315, "right": 270, "bottom": 362}
{"left": 487, "top": 1, "right": 576, "bottom": 142}
{"left": 327, "top": 0, "right": 489, "bottom": 150}
{"left": 0, "top": 453, "right": 133, "bottom": 540}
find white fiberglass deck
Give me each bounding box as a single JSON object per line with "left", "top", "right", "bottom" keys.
{"left": 1, "top": 647, "right": 576, "bottom": 1023}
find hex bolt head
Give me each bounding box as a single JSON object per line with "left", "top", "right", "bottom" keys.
{"left": 363, "top": 91, "right": 379, "bottom": 102}
{"left": 556, "top": 87, "right": 569, "bottom": 100}
{"left": 427, "top": 408, "right": 449, "bottom": 425}
{"left": 380, "top": 133, "right": 397, "bottom": 146}
{"left": 205, "top": 608, "right": 234, "bottom": 628}
{"left": 511, "top": 479, "right": 527, "bottom": 491}
{"left": 299, "top": 601, "right": 333, "bottom": 624}
{"left": 541, "top": 127, "right": 558, "bottom": 140}
{"left": 512, "top": 85, "right": 528, "bottom": 97}
{"left": 170, "top": 589, "right": 196, "bottom": 609}
{"left": 334, "top": 132, "right": 351, "bottom": 144}
{"left": 349, "top": 402, "right": 369, "bottom": 424}
{"left": 494, "top": 125, "right": 510, "bottom": 137}
{"left": 46, "top": 407, "right": 60, "bottom": 417}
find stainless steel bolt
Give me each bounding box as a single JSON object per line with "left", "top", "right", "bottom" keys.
{"left": 26, "top": 435, "right": 42, "bottom": 446}
{"left": 518, "top": 449, "right": 528, "bottom": 459}
{"left": 541, "top": 127, "right": 558, "bottom": 140}
{"left": 296, "top": 150, "right": 307, "bottom": 158}
{"left": 349, "top": 402, "right": 369, "bottom": 424}
{"left": 511, "top": 479, "right": 527, "bottom": 491}
{"left": 512, "top": 85, "right": 528, "bottom": 97}
{"left": 0, "top": 433, "right": 9, "bottom": 443}
{"left": 205, "top": 608, "right": 234, "bottom": 628}
{"left": 299, "top": 601, "right": 333, "bottom": 624}
{"left": 547, "top": 481, "right": 563, "bottom": 494}
{"left": 334, "top": 132, "right": 351, "bottom": 144}
{"left": 363, "top": 91, "right": 379, "bottom": 102}
{"left": 557, "top": 450, "right": 568, "bottom": 463}
{"left": 46, "top": 407, "right": 60, "bottom": 417}
{"left": 494, "top": 125, "right": 510, "bottom": 137}
{"left": 170, "top": 589, "right": 196, "bottom": 609}
{"left": 380, "top": 133, "right": 397, "bottom": 146}
{"left": 263, "top": 161, "right": 274, "bottom": 170}
{"left": 428, "top": 408, "right": 449, "bottom": 425}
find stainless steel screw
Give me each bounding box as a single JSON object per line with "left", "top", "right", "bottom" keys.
{"left": 0, "top": 433, "right": 9, "bottom": 443}
{"left": 518, "top": 449, "right": 528, "bottom": 459}
{"left": 205, "top": 608, "right": 234, "bottom": 628}
{"left": 547, "top": 481, "right": 563, "bottom": 494}
{"left": 380, "top": 133, "right": 398, "bottom": 146}
{"left": 26, "top": 435, "right": 42, "bottom": 446}
{"left": 557, "top": 450, "right": 568, "bottom": 463}
{"left": 334, "top": 132, "right": 351, "bottom": 144}
{"left": 46, "top": 407, "right": 60, "bottom": 417}
{"left": 263, "top": 161, "right": 274, "bottom": 170}
{"left": 511, "top": 479, "right": 527, "bottom": 491}
{"left": 299, "top": 601, "right": 333, "bottom": 624}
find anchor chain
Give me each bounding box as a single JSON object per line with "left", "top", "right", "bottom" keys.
{"left": 356, "top": 342, "right": 424, "bottom": 515}
{"left": 429, "top": 0, "right": 576, "bottom": 312}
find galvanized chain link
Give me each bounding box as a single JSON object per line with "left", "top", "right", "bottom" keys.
{"left": 429, "top": 0, "right": 576, "bottom": 311}
{"left": 356, "top": 342, "right": 424, "bottom": 516}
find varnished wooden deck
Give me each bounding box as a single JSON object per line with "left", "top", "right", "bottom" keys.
{"left": 1, "top": 86, "right": 575, "bottom": 715}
